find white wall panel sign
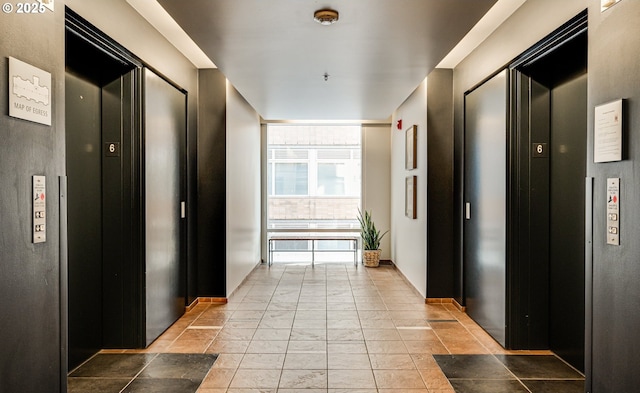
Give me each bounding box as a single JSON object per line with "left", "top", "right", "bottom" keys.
{"left": 8, "top": 57, "right": 52, "bottom": 126}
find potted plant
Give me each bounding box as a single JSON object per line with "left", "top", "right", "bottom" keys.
{"left": 357, "top": 209, "right": 388, "bottom": 267}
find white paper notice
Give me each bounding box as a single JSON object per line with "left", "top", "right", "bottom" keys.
{"left": 594, "top": 99, "right": 623, "bottom": 163}
{"left": 9, "top": 57, "right": 52, "bottom": 126}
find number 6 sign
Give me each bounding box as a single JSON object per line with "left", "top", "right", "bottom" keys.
{"left": 532, "top": 143, "right": 547, "bottom": 158}
{"left": 104, "top": 142, "right": 120, "bottom": 157}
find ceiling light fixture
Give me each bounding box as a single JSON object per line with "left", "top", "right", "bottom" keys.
{"left": 314, "top": 9, "right": 339, "bottom": 25}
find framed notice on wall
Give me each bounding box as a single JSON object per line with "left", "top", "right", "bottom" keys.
{"left": 405, "top": 176, "right": 417, "bottom": 219}
{"left": 405, "top": 125, "right": 417, "bottom": 170}
{"left": 594, "top": 99, "right": 624, "bottom": 163}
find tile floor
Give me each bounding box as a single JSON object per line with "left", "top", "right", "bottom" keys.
{"left": 73, "top": 263, "right": 585, "bottom": 392}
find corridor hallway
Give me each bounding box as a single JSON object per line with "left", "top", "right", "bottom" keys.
{"left": 68, "top": 263, "right": 584, "bottom": 393}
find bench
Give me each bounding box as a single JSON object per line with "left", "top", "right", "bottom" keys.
{"left": 268, "top": 235, "right": 360, "bottom": 267}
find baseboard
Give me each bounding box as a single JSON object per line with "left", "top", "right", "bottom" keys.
{"left": 389, "top": 262, "right": 430, "bottom": 300}
{"left": 185, "top": 297, "right": 228, "bottom": 312}
{"left": 452, "top": 298, "right": 466, "bottom": 312}
{"left": 425, "top": 298, "right": 453, "bottom": 304}
{"left": 185, "top": 298, "right": 200, "bottom": 312}
{"left": 186, "top": 260, "right": 263, "bottom": 312}
{"left": 198, "top": 297, "right": 228, "bottom": 304}
{"left": 424, "top": 297, "right": 466, "bottom": 312}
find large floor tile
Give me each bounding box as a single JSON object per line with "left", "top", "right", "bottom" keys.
{"left": 279, "top": 369, "right": 328, "bottom": 389}
{"left": 69, "top": 353, "right": 156, "bottom": 378}
{"left": 284, "top": 353, "right": 327, "bottom": 369}
{"left": 228, "top": 369, "right": 281, "bottom": 389}
{"left": 239, "top": 353, "right": 286, "bottom": 369}
{"left": 67, "top": 377, "right": 131, "bottom": 393}
{"left": 328, "top": 354, "right": 371, "bottom": 369}
{"left": 139, "top": 353, "right": 217, "bottom": 381}
{"left": 373, "top": 369, "right": 426, "bottom": 389}
{"left": 448, "top": 379, "right": 529, "bottom": 393}
{"left": 522, "top": 380, "right": 585, "bottom": 393}
{"left": 328, "top": 370, "right": 376, "bottom": 389}
{"left": 495, "top": 355, "right": 584, "bottom": 379}
{"left": 433, "top": 355, "right": 514, "bottom": 380}
{"left": 123, "top": 378, "right": 200, "bottom": 393}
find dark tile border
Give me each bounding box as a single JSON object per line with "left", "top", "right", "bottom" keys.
{"left": 434, "top": 354, "right": 585, "bottom": 393}
{"left": 68, "top": 353, "right": 218, "bottom": 393}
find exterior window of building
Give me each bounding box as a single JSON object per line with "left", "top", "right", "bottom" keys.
{"left": 266, "top": 124, "right": 361, "bottom": 232}
{"left": 274, "top": 163, "right": 308, "bottom": 195}
{"left": 266, "top": 124, "right": 362, "bottom": 263}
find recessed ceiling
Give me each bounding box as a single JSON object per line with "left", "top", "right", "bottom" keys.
{"left": 156, "top": 0, "right": 498, "bottom": 121}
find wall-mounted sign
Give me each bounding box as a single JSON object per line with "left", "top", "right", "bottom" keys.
{"left": 8, "top": 57, "right": 52, "bottom": 126}
{"left": 594, "top": 99, "right": 623, "bottom": 163}
{"left": 405, "top": 175, "right": 417, "bottom": 219}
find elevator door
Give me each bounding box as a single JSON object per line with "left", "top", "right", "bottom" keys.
{"left": 464, "top": 70, "right": 508, "bottom": 347}
{"left": 549, "top": 73, "right": 587, "bottom": 371}
{"left": 515, "top": 25, "right": 587, "bottom": 370}
{"left": 66, "top": 68, "right": 140, "bottom": 369}
{"left": 66, "top": 73, "right": 103, "bottom": 369}
{"left": 143, "top": 69, "right": 186, "bottom": 345}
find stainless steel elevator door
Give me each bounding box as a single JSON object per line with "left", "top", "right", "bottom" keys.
{"left": 464, "top": 69, "right": 508, "bottom": 347}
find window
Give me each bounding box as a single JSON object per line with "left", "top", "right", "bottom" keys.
{"left": 266, "top": 125, "right": 361, "bottom": 230}
{"left": 274, "top": 163, "right": 308, "bottom": 195}
{"left": 317, "top": 163, "right": 344, "bottom": 195}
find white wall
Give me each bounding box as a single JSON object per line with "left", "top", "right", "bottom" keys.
{"left": 362, "top": 125, "right": 392, "bottom": 260}
{"left": 226, "top": 83, "right": 262, "bottom": 296}
{"left": 390, "top": 79, "right": 428, "bottom": 296}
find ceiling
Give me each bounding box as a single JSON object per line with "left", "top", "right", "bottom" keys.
{"left": 154, "top": 0, "right": 498, "bottom": 121}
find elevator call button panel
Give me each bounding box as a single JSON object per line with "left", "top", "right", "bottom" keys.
{"left": 33, "top": 175, "right": 46, "bottom": 243}
{"left": 606, "top": 178, "right": 620, "bottom": 246}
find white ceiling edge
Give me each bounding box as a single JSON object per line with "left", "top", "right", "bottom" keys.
{"left": 126, "top": 0, "right": 216, "bottom": 69}
{"left": 437, "top": 0, "right": 526, "bottom": 69}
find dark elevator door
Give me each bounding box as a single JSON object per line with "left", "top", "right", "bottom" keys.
{"left": 65, "top": 72, "right": 103, "bottom": 369}
{"left": 143, "top": 69, "right": 186, "bottom": 345}
{"left": 464, "top": 69, "right": 509, "bottom": 347}
{"left": 516, "top": 26, "right": 587, "bottom": 370}
{"left": 66, "top": 68, "right": 139, "bottom": 369}
{"left": 549, "top": 74, "right": 587, "bottom": 371}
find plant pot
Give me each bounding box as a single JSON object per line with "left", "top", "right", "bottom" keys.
{"left": 363, "top": 249, "right": 381, "bottom": 267}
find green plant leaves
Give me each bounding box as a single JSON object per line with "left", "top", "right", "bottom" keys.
{"left": 357, "top": 208, "right": 388, "bottom": 250}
